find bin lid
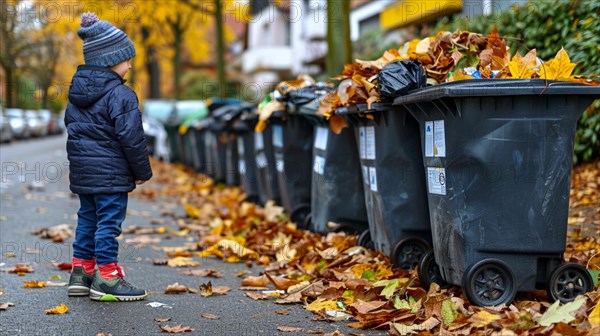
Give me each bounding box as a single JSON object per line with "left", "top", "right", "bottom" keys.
{"left": 206, "top": 98, "right": 242, "bottom": 113}
{"left": 393, "top": 79, "right": 600, "bottom": 105}
{"left": 334, "top": 103, "right": 392, "bottom": 115}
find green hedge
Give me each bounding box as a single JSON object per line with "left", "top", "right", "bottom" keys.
{"left": 436, "top": 0, "right": 600, "bottom": 163}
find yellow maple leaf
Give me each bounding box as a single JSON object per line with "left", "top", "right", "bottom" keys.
{"left": 590, "top": 299, "right": 600, "bottom": 328}
{"left": 167, "top": 257, "right": 200, "bottom": 267}
{"left": 540, "top": 47, "right": 577, "bottom": 80}
{"left": 468, "top": 310, "right": 501, "bottom": 328}
{"left": 508, "top": 50, "right": 537, "bottom": 79}
{"left": 304, "top": 299, "right": 340, "bottom": 312}
{"left": 44, "top": 303, "right": 69, "bottom": 314}
{"left": 22, "top": 281, "right": 46, "bottom": 288}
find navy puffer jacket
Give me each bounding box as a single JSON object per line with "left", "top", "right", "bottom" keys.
{"left": 65, "top": 65, "right": 152, "bottom": 194}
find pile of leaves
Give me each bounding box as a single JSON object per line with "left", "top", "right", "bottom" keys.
{"left": 147, "top": 158, "right": 600, "bottom": 335}
{"left": 317, "top": 29, "right": 599, "bottom": 127}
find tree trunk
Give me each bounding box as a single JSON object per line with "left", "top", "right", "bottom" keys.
{"left": 215, "top": 0, "right": 226, "bottom": 98}
{"left": 326, "top": 0, "right": 352, "bottom": 78}
{"left": 4, "top": 67, "right": 14, "bottom": 107}
{"left": 142, "top": 27, "right": 161, "bottom": 99}
{"left": 173, "top": 27, "right": 182, "bottom": 100}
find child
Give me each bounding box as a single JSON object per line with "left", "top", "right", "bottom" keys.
{"left": 65, "top": 12, "right": 152, "bottom": 301}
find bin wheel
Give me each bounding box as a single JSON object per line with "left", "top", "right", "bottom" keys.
{"left": 418, "top": 249, "right": 446, "bottom": 289}
{"left": 391, "top": 238, "right": 430, "bottom": 270}
{"left": 303, "top": 213, "right": 312, "bottom": 231}
{"left": 357, "top": 229, "right": 375, "bottom": 250}
{"left": 462, "top": 259, "right": 516, "bottom": 307}
{"left": 547, "top": 263, "right": 593, "bottom": 303}
{"left": 291, "top": 204, "right": 311, "bottom": 229}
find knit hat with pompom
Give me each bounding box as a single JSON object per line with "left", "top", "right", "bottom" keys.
{"left": 77, "top": 12, "right": 136, "bottom": 67}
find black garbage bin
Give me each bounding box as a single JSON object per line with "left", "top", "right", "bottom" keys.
{"left": 208, "top": 105, "right": 241, "bottom": 184}
{"left": 188, "top": 121, "right": 207, "bottom": 173}
{"left": 298, "top": 98, "right": 368, "bottom": 235}
{"left": 394, "top": 79, "right": 600, "bottom": 306}
{"left": 230, "top": 105, "right": 260, "bottom": 203}
{"left": 336, "top": 103, "right": 433, "bottom": 269}
{"left": 164, "top": 123, "right": 184, "bottom": 164}
{"left": 270, "top": 108, "right": 314, "bottom": 226}
{"left": 254, "top": 121, "right": 281, "bottom": 205}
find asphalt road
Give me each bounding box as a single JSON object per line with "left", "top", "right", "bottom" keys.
{"left": 0, "top": 136, "right": 385, "bottom": 336}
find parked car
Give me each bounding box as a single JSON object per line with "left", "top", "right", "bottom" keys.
{"left": 52, "top": 112, "right": 65, "bottom": 134}
{"left": 0, "top": 111, "right": 13, "bottom": 143}
{"left": 5, "top": 108, "right": 31, "bottom": 139}
{"left": 38, "top": 109, "right": 56, "bottom": 134}
{"left": 25, "top": 110, "right": 48, "bottom": 137}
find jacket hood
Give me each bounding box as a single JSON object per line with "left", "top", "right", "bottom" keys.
{"left": 68, "top": 65, "right": 125, "bottom": 108}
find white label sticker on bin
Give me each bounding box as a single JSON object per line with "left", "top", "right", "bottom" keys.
{"left": 362, "top": 165, "right": 369, "bottom": 185}
{"left": 314, "top": 127, "right": 329, "bottom": 151}
{"left": 254, "top": 132, "right": 264, "bottom": 150}
{"left": 272, "top": 125, "right": 284, "bottom": 148}
{"left": 239, "top": 159, "right": 246, "bottom": 174}
{"left": 237, "top": 138, "right": 244, "bottom": 156}
{"left": 425, "top": 121, "right": 434, "bottom": 157}
{"left": 276, "top": 158, "right": 284, "bottom": 173}
{"left": 433, "top": 120, "right": 446, "bottom": 157}
{"left": 427, "top": 167, "right": 446, "bottom": 195}
{"left": 256, "top": 152, "right": 267, "bottom": 166}
{"left": 359, "top": 127, "right": 366, "bottom": 159}
{"left": 369, "top": 167, "right": 378, "bottom": 192}
{"left": 366, "top": 126, "right": 376, "bottom": 160}
{"left": 314, "top": 155, "right": 325, "bottom": 175}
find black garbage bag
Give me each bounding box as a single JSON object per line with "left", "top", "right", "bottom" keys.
{"left": 378, "top": 60, "right": 426, "bottom": 100}
{"left": 279, "top": 85, "right": 333, "bottom": 109}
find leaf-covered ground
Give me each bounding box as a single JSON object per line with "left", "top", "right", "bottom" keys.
{"left": 127, "top": 158, "right": 600, "bottom": 335}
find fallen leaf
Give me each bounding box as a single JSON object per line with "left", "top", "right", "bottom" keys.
{"left": 246, "top": 292, "right": 268, "bottom": 300}
{"left": 276, "top": 326, "right": 303, "bottom": 332}
{"left": 154, "top": 318, "right": 171, "bottom": 322}
{"left": 241, "top": 275, "right": 270, "bottom": 287}
{"left": 539, "top": 296, "right": 586, "bottom": 327}
{"left": 212, "top": 286, "right": 230, "bottom": 295}
{"left": 46, "top": 281, "right": 68, "bottom": 287}
{"left": 236, "top": 270, "right": 249, "bottom": 277}
{"left": 200, "top": 313, "right": 221, "bottom": 320}
{"left": 22, "top": 280, "right": 46, "bottom": 288}
{"left": 265, "top": 273, "right": 299, "bottom": 291}
{"left": 274, "top": 309, "right": 290, "bottom": 315}
{"left": 468, "top": 310, "right": 501, "bottom": 328}
{"left": 55, "top": 263, "right": 72, "bottom": 271}
{"left": 590, "top": 299, "right": 600, "bottom": 328}
{"left": 153, "top": 259, "right": 169, "bottom": 266}
{"left": 159, "top": 324, "right": 194, "bottom": 333}
{"left": 305, "top": 299, "right": 340, "bottom": 313}
{"left": 348, "top": 300, "right": 387, "bottom": 315}
{"left": 44, "top": 303, "right": 69, "bottom": 314}
{"left": 392, "top": 317, "right": 440, "bottom": 335}
{"left": 165, "top": 283, "right": 189, "bottom": 294}
{"left": 200, "top": 281, "right": 212, "bottom": 297}
{"left": 167, "top": 257, "right": 200, "bottom": 267}
{"left": 441, "top": 298, "right": 458, "bottom": 325}
{"left": 179, "top": 269, "right": 223, "bottom": 278}
{"left": 6, "top": 263, "right": 34, "bottom": 274}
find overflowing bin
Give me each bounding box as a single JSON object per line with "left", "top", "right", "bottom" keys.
{"left": 335, "top": 103, "right": 433, "bottom": 268}
{"left": 394, "top": 79, "right": 599, "bottom": 306}
{"left": 298, "top": 98, "right": 369, "bottom": 235}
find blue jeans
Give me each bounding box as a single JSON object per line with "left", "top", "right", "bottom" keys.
{"left": 73, "top": 193, "right": 128, "bottom": 265}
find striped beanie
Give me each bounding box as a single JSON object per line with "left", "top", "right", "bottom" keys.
{"left": 77, "top": 12, "right": 136, "bottom": 67}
